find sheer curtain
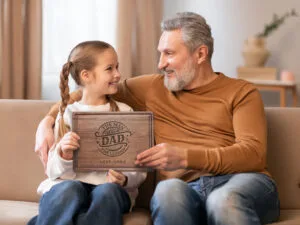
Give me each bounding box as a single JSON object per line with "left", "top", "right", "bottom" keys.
{"left": 42, "top": 0, "right": 118, "bottom": 100}
{"left": 116, "top": 0, "right": 163, "bottom": 78}
{"left": 0, "top": 0, "right": 42, "bottom": 99}
{"left": 42, "top": 0, "right": 163, "bottom": 100}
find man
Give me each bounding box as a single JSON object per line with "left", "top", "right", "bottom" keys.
{"left": 35, "top": 12, "right": 280, "bottom": 224}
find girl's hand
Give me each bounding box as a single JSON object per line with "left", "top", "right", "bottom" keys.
{"left": 59, "top": 132, "right": 80, "bottom": 160}
{"left": 106, "top": 169, "right": 128, "bottom": 187}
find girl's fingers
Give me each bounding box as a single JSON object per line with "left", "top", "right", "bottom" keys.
{"left": 62, "top": 132, "right": 80, "bottom": 141}
{"left": 61, "top": 140, "right": 79, "bottom": 148}
{"left": 61, "top": 144, "right": 78, "bottom": 151}
{"left": 109, "top": 169, "right": 125, "bottom": 179}
{"left": 62, "top": 135, "right": 80, "bottom": 144}
{"left": 107, "top": 170, "right": 126, "bottom": 186}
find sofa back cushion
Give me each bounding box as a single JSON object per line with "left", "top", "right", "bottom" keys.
{"left": 266, "top": 107, "right": 300, "bottom": 209}
{"left": 0, "top": 100, "right": 55, "bottom": 202}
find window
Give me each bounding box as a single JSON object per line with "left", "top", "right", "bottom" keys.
{"left": 42, "top": 0, "right": 117, "bottom": 100}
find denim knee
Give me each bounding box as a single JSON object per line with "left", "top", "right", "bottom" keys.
{"left": 206, "top": 187, "right": 238, "bottom": 219}
{"left": 51, "top": 180, "right": 85, "bottom": 194}
{"left": 45, "top": 180, "right": 87, "bottom": 204}
{"left": 92, "top": 183, "right": 120, "bottom": 198}
{"left": 150, "top": 178, "right": 202, "bottom": 213}
{"left": 151, "top": 179, "right": 204, "bottom": 225}
{"left": 36, "top": 180, "right": 88, "bottom": 225}
{"left": 151, "top": 179, "right": 188, "bottom": 207}
{"left": 90, "top": 183, "right": 130, "bottom": 214}
{"left": 92, "top": 183, "right": 129, "bottom": 204}
{"left": 206, "top": 186, "right": 253, "bottom": 225}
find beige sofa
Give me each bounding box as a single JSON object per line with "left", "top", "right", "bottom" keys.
{"left": 0, "top": 99, "right": 300, "bottom": 225}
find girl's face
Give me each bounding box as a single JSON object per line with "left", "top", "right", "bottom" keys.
{"left": 86, "top": 48, "right": 121, "bottom": 96}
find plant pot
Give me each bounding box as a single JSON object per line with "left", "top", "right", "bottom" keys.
{"left": 242, "top": 37, "right": 269, "bottom": 67}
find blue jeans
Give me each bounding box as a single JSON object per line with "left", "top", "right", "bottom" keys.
{"left": 151, "top": 173, "right": 280, "bottom": 225}
{"left": 27, "top": 180, "right": 131, "bottom": 225}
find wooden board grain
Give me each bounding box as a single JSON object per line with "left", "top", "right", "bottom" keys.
{"left": 72, "top": 111, "right": 154, "bottom": 171}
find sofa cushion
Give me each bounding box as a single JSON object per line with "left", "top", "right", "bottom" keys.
{"left": 2, "top": 199, "right": 299, "bottom": 225}
{"left": 269, "top": 210, "right": 300, "bottom": 224}
{"left": 265, "top": 108, "right": 300, "bottom": 209}
{"left": 0, "top": 200, "right": 151, "bottom": 225}
{"left": 123, "top": 209, "right": 152, "bottom": 225}
{"left": 0, "top": 100, "right": 55, "bottom": 202}
{"left": 0, "top": 200, "right": 39, "bottom": 225}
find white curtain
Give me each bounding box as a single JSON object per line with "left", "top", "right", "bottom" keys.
{"left": 42, "top": 0, "right": 163, "bottom": 99}
{"left": 42, "top": 0, "right": 118, "bottom": 100}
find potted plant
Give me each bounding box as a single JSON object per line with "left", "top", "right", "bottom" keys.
{"left": 242, "top": 9, "right": 298, "bottom": 67}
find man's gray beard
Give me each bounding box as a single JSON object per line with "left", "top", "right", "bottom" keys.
{"left": 163, "top": 65, "right": 196, "bottom": 92}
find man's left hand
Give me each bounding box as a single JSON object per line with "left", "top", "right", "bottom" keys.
{"left": 135, "top": 143, "right": 188, "bottom": 170}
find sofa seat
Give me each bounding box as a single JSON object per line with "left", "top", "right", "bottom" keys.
{"left": 269, "top": 210, "right": 300, "bottom": 225}
{"left": 0, "top": 200, "right": 152, "bottom": 225}
{"left": 1, "top": 200, "right": 38, "bottom": 225}
{"left": 1, "top": 200, "right": 300, "bottom": 225}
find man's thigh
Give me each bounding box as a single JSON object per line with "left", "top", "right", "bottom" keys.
{"left": 210, "top": 173, "right": 279, "bottom": 206}
{"left": 151, "top": 179, "right": 207, "bottom": 225}
{"left": 206, "top": 173, "right": 280, "bottom": 224}
{"left": 188, "top": 173, "right": 233, "bottom": 202}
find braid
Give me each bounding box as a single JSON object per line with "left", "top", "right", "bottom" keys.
{"left": 58, "top": 61, "right": 72, "bottom": 140}
{"left": 107, "top": 95, "right": 120, "bottom": 112}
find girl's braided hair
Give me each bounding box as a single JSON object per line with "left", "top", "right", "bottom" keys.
{"left": 58, "top": 41, "right": 120, "bottom": 140}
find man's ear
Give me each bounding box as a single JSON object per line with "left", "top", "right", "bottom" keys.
{"left": 195, "top": 45, "right": 208, "bottom": 64}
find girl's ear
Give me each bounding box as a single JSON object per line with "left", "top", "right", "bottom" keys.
{"left": 80, "top": 70, "right": 91, "bottom": 83}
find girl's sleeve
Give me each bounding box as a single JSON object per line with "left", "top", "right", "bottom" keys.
{"left": 123, "top": 172, "right": 147, "bottom": 189}
{"left": 46, "top": 108, "right": 76, "bottom": 180}
{"left": 46, "top": 143, "right": 76, "bottom": 180}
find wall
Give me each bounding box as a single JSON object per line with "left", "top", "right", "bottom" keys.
{"left": 163, "top": 0, "right": 300, "bottom": 106}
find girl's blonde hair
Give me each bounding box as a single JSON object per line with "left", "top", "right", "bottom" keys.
{"left": 58, "top": 41, "right": 119, "bottom": 139}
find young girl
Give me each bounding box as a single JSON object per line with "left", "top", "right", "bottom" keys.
{"left": 28, "top": 41, "right": 146, "bottom": 225}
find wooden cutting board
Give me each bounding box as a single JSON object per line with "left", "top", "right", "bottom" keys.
{"left": 72, "top": 111, "right": 154, "bottom": 171}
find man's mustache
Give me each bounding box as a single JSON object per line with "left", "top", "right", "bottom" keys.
{"left": 161, "top": 68, "right": 175, "bottom": 75}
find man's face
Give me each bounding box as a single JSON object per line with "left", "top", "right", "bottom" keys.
{"left": 157, "top": 30, "right": 197, "bottom": 91}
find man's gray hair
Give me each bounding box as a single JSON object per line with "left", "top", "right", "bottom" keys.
{"left": 161, "top": 12, "right": 214, "bottom": 60}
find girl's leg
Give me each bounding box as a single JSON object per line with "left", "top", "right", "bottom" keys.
{"left": 77, "top": 183, "right": 131, "bottom": 225}
{"left": 30, "top": 180, "right": 89, "bottom": 225}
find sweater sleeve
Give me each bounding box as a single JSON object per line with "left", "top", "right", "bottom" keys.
{"left": 46, "top": 143, "right": 76, "bottom": 180}
{"left": 46, "top": 108, "right": 77, "bottom": 180}
{"left": 113, "top": 74, "right": 159, "bottom": 111}
{"left": 187, "top": 84, "right": 267, "bottom": 174}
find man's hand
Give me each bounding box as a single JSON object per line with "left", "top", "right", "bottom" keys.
{"left": 35, "top": 116, "right": 55, "bottom": 170}
{"left": 135, "top": 143, "right": 188, "bottom": 170}
{"left": 106, "top": 169, "right": 128, "bottom": 187}
{"left": 59, "top": 132, "right": 80, "bottom": 160}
